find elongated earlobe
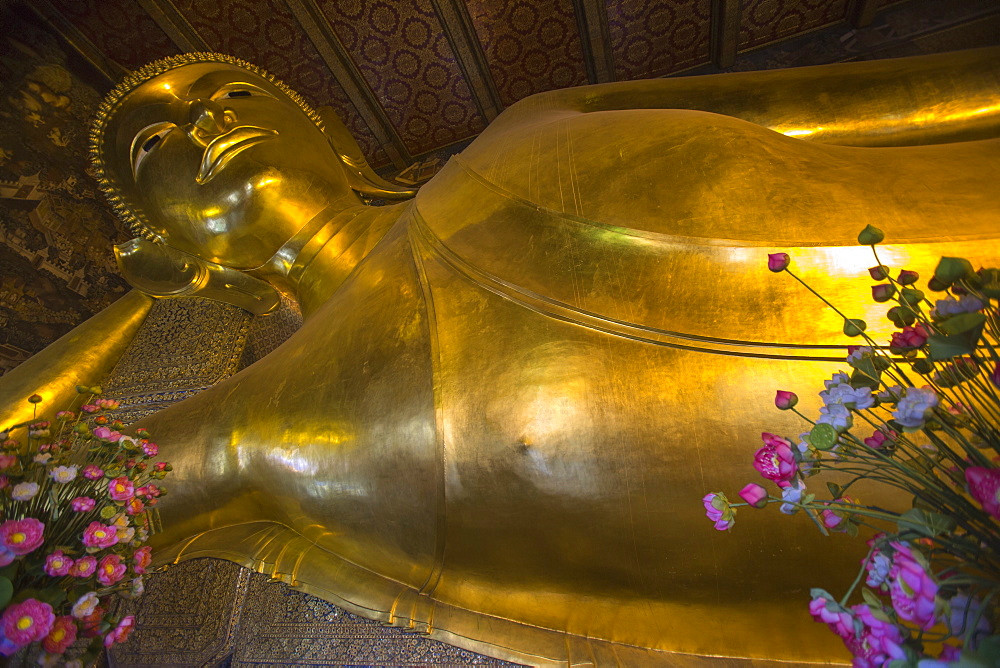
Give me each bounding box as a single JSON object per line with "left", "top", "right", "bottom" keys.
{"left": 114, "top": 238, "right": 281, "bottom": 315}
{"left": 317, "top": 106, "right": 417, "bottom": 202}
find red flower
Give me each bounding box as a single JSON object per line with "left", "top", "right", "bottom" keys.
{"left": 41, "top": 616, "right": 77, "bottom": 655}
{"left": 889, "top": 324, "right": 929, "bottom": 352}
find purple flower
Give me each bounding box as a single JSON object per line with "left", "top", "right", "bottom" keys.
{"left": 889, "top": 542, "right": 938, "bottom": 630}
{"left": 738, "top": 483, "right": 768, "bottom": 508}
{"left": 946, "top": 593, "right": 991, "bottom": 644}
{"left": 702, "top": 492, "right": 735, "bottom": 531}
{"left": 817, "top": 402, "right": 853, "bottom": 432}
{"left": 820, "top": 373, "right": 874, "bottom": 410}
{"left": 753, "top": 433, "right": 797, "bottom": 487}
{"left": 44, "top": 550, "right": 72, "bottom": 577}
{"left": 893, "top": 387, "right": 939, "bottom": 430}
{"left": 779, "top": 478, "right": 806, "bottom": 515}
{"left": 932, "top": 295, "right": 984, "bottom": 318}
{"left": 0, "top": 518, "right": 45, "bottom": 555}
{"left": 863, "top": 537, "right": 891, "bottom": 588}
{"left": 767, "top": 253, "right": 790, "bottom": 272}
{"left": 774, "top": 391, "right": 798, "bottom": 410}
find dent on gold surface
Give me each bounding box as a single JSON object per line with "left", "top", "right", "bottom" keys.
{"left": 57, "top": 48, "right": 1000, "bottom": 665}
{"left": 0, "top": 291, "right": 153, "bottom": 429}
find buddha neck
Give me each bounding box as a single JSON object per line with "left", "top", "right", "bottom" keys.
{"left": 251, "top": 197, "right": 409, "bottom": 318}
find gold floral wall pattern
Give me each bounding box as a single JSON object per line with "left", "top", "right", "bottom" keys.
{"left": 0, "top": 6, "right": 131, "bottom": 376}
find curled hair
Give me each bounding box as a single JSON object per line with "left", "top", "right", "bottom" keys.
{"left": 89, "top": 52, "right": 325, "bottom": 241}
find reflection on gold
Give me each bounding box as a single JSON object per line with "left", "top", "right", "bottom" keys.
{"left": 3, "top": 48, "right": 999, "bottom": 666}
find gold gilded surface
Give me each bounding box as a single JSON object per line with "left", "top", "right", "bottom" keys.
{"left": 0, "top": 291, "right": 152, "bottom": 429}
{"left": 27, "top": 48, "right": 1000, "bottom": 665}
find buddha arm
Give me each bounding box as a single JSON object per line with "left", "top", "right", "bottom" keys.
{"left": 484, "top": 46, "right": 1000, "bottom": 147}
{"left": 0, "top": 291, "right": 152, "bottom": 428}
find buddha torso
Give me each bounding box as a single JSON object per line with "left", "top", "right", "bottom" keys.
{"left": 145, "top": 99, "right": 1000, "bottom": 665}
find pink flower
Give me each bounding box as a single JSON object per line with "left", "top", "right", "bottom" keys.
{"left": 774, "top": 390, "right": 798, "bottom": 410}
{"left": 889, "top": 542, "right": 938, "bottom": 630}
{"left": 44, "top": 550, "right": 72, "bottom": 577}
{"left": 92, "top": 427, "right": 121, "bottom": 442}
{"left": 0, "top": 454, "right": 15, "bottom": 470}
{"left": 753, "top": 433, "right": 796, "bottom": 487}
{"left": 889, "top": 324, "right": 929, "bottom": 352}
{"left": 863, "top": 428, "right": 897, "bottom": 450}
{"left": 702, "top": 492, "right": 735, "bottom": 530}
{"left": 108, "top": 476, "right": 134, "bottom": 502}
{"left": 125, "top": 497, "right": 145, "bottom": 516}
{"left": 2, "top": 598, "right": 54, "bottom": 647}
{"left": 96, "top": 554, "right": 127, "bottom": 586}
{"left": 821, "top": 497, "right": 855, "bottom": 531}
{"left": 71, "top": 593, "right": 99, "bottom": 619}
{"left": 767, "top": 252, "right": 790, "bottom": 272}
{"left": 69, "top": 556, "right": 97, "bottom": 578}
{"left": 0, "top": 518, "right": 45, "bottom": 555}
{"left": 141, "top": 441, "right": 158, "bottom": 457}
{"left": 71, "top": 497, "right": 96, "bottom": 513}
{"left": 104, "top": 615, "right": 135, "bottom": 649}
{"left": 848, "top": 604, "right": 908, "bottom": 667}
{"left": 95, "top": 398, "right": 119, "bottom": 409}
{"left": 41, "top": 616, "right": 77, "bottom": 655}
{"left": 79, "top": 404, "right": 98, "bottom": 414}
{"left": 738, "top": 483, "right": 768, "bottom": 508}
{"left": 81, "top": 522, "right": 117, "bottom": 550}
{"left": 133, "top": 546, "right": 152, "bottom": 574}
{"left": 965, "top": 467, "right": 1000, "bottom": 519}
{"left": 810, "top": 594, "right": 853, "bottom": 640}
{"left": 82, "top": 465, "right": 103, "bottom": 480}
{"left": 54, "top": 410, "right": 75, "bottom": 421}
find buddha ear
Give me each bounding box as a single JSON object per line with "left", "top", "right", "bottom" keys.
{"left": 114, "top": 238, "right": 280, "bottom": 316}
{"left": 317, "top": 106, "right": 416, "bottom": 202}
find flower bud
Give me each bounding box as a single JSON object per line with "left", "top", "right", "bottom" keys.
{"left": 934, "top": 257, "right": 973, "bottom": 285}
{"left": 900, "top": 288, "right": 923, "bottom": 305}
{"left": 871, "top": 284, "right": 895, "bottom": 302}
{"left": 897, "top": 270, "right": 919, "bottom": 285}
{"left": 739, "top": 483, "right": 769, "bottom": 509}
{"left": 774, "top": 390, "right": 798, "bottom": 410}
{"left": 28, "top": 394, "right": 42, "bottom": 404}
{"left": 868, "top": 265, "right": 889, "bottom": 280}
{"left": 857, "top": 225, "right": 885, "bottom": 245}
{"left": 767, "top": 253, "right": 790, "bottom": 272}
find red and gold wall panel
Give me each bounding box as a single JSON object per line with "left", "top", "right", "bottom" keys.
{"left": 738, "top": 0, "right": 849, "bottom": 51}
{"left": 464, "top": 0, "right": 588, "bottom": 107}
{"left": 606, "top": 0, "right": 712, "bottom": 80}
{"left": 316, "top": 0, "right": 485, "bottom": 156}
{"left": 172, "top": 0, "right": 389, "bottom": 165}
{"left": 47, "top": 0, "right": 179, "bottom": 70}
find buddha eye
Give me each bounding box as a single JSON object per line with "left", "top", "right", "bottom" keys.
{"left": 221, "top": 90, "right": 252, "bottom": 98}
{"left": 131, "top": 123, "right": 175, "bottom": 179}
{"left": 212, "top": 84, "right": 273, "bottom": 101}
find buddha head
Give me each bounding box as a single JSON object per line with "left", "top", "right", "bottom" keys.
{"left": 91, "top": 53, "right": 413, "bottom": 310}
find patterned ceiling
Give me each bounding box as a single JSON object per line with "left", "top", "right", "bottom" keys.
{"left": 30, "top": 0, "right": 905, "bottom": 169}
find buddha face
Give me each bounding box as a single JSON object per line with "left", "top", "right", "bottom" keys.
{"left": 101, "top": 62, "right": 357, "bottom": 269}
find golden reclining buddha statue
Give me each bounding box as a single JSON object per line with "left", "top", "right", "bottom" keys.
{"left": 3, "top": 47, "right": 1000, "bottom": 666}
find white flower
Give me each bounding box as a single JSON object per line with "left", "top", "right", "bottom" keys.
{"left": 49, "top": 465, "right": 77, "bottom": 483}
{"left": 893, "top": 386, "right": 939, "bottom": 430}
{"left": 817, "top": 403, "right": 853, "bottom": 432}
{"left": 71, "top": 591, "right": 99, "bottom": 619}
{"left": 32, "top": 453, "right": 51, "bottom": 465}
{"left": 11, "top": 481, "right": 39, "bottom": 501}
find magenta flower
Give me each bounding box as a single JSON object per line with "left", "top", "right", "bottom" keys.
{"left": 44, "top": 550, "right": 73, "bottom": 577}
{"left": 2, "top": 598, "right": 54, "bottom": 647}
{"left": 82, "top": 465, "right": 103, "bottom": 480}
{"left": 889, "top": 542, "right": 938, "bottom": 630}
{"left": 863, "top": 428, "right": 896, "bottom": 450}
{"left": 133, "top": 546, "right": 152, "bottom": 574}
{"left": 96, "top": 554, "right": 127, "bottom": 586}
{"left": 42, "top": 615, "right": 77, "bottom": 655}
{"left": 738, "top": 483, "right": 768, "bottom": 508}
{"left": 774, "top": 390, "right": 798, "bottom": 410}
{"left": 104, "top": 615, "right": 135, "bottom": 649}
{"left": 821, "top": 497, "right": 855, "bottom": 531}
{"left": 767, "top": 252, "right": 790, "bottom": 272}
{"left": 0, "top": 454, "right": 15, "bottom": 470}
{"left": 809, "top": 594, "right": 853, "bottom": 640}
{"left": 69, "top": 556, "right": 97, "bottom": 578}
{"left": 752, "top": 433, "right": 796, "bottom": 487}
{"left": 0, "top": 518, "right": 45, "bottom": 555}
{"left": 849, "top": 604, "right": 908, "bottom": 667}
{"left": 81, "top": 522, "right": 118, "bottom": 550}
{"left": 108, "top": 476, "right": 134, "bottom": 502}
{"left": 70, "top": 497, "right": 96, "bottom": 513}
{"left": 965, "top": 467, "right": 1000, "bottom": 519}
{"left": 703, "top": 492, "right": 735, "bottom": 530}
{"left": 141, "top": 441, "right": 158, "bottom": 457}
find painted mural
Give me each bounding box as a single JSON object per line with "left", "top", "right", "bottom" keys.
{"left": 0, "top": 7, "right": 131, "bottom": 376}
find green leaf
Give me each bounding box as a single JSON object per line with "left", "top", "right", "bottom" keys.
{"left": 0, "top": 576, "right": 12, "bottom": 609}
{"left": 900, "top": 287, "right": 924, "bottom": 305}
{"left": 35, "top": 587, "right": 66, "bottom": 607}
{"left": 843, "top": 318, "right": 867, "bottom": 337}
{"left": 897, "top": 508, "right": 957, "bottom": 538}
{"left": 826, "top": 482, "right": 842, "bottom": 498}
{"left": 861, "top": 588, "right": 882, "bottom": 609}
{"left": 936, "top": 312, "right": 987, "bottom": 335}
{"left": 927, "top": 333, "right": 976, "bottom": 361}
{"left": 845, "top": 522, "right": 859, "bottom": 538}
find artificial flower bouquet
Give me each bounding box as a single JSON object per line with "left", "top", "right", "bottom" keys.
{"left": 704, "top": 226, "right": 1000, "bottom": 667}
{"left": 0, "top": 387, "right": 171, "bottom": 665}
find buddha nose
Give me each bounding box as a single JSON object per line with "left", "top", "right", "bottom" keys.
{"left": 187, "top": 99, "right": 228, "bottom": 135}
